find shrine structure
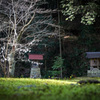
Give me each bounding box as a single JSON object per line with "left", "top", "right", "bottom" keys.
{"left": 29, "top": 54, "right": 43, "bottom": 78}
{"left": 86, "top": 52, "right": 100, "bottom": 77}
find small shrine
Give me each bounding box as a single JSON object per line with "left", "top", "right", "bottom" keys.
{"left": 29, "top": 54, "right": 43, "bottom": 78}
{"left": 86, "top": 52, "right": 100, "bottom": 77}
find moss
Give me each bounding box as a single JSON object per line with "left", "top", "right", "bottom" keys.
{"left": 0, "top": 78, "right": 100, "bottom": 100}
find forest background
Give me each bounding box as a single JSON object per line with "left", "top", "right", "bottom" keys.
{"left": 0, "top": 0, "right": 100, "bottom": 78}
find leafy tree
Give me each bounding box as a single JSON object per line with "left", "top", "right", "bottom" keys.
{"left": 51, "top": 56, "right": 64, "bottom": 77}
{"left": 61, "top": 0, "right": 100, "bottom": 25}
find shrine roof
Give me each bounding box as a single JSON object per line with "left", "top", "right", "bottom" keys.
{"left": 86, "top": 52, "right": 100, "bottom": 58}
{"left": 29, "top": 54, "right": 43, "bottom": 60}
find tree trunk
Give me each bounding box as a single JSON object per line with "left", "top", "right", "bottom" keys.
{"left": 8, "top": 49, "right": 16, "bottom": 77}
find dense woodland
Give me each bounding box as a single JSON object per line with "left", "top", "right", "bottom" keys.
{"left": 0, "top": 0, "right": 100, "bottom": 78}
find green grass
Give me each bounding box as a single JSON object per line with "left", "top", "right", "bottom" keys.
{"left": 0, "top": 77, "right": 100, "bottom": 100}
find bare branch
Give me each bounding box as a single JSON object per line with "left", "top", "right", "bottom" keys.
{"left": 0, "top": 0, "right": 58, "bottom": 76}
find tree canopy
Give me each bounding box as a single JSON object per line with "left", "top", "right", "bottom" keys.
{"left": 61, "top": 0, "right": 100, "bottom": 25}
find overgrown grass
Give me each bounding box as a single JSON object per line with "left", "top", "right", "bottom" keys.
{"left": 0, "top": 77, "right": 100, "bottom": 100}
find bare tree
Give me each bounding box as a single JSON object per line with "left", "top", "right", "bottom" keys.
{"left": 0, "top": 0, "right": 58, "bottom": 77}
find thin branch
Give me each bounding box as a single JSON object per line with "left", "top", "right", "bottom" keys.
{"left": 17, "top": 12, "right": 36, "bottom": 42}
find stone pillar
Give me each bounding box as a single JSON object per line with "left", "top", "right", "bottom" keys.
{"left": 30, "top": 62, "right": 41, "bottom": 78}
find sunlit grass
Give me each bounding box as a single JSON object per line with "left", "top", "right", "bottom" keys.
{"left": 0, "top": 77, "right": 100, "bottom": 100}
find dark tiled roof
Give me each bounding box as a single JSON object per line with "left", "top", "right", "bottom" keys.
{"left": 86, "top": 52, "right": 100, "bottom": 58}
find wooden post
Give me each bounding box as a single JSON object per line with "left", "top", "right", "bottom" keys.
{"left": 45, "top": 44, "right": 47, "bottom": 71}
{"left": 57, "top": 0, "right": 62, "bottom": 78}
{"left": 97, "top": 59, "right": 99, "bottom": 69}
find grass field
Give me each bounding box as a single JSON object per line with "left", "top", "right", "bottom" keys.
{"left": 0, "top": 77, "right": 100, "bottom": 100}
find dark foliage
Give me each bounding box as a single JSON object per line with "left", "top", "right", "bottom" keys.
{"left": 78, "top": 80, "right": 100, "bottom": 84}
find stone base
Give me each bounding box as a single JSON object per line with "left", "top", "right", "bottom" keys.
{"left": 30, "top": 67, "right": 41, "bottom": 78}
{"left": 87, "top": 70, "right": 100, "bottom": 77}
